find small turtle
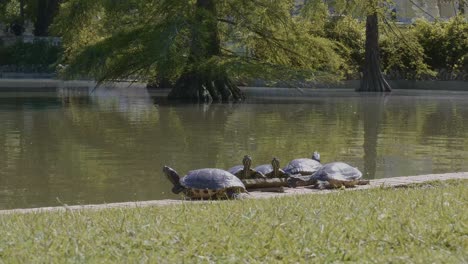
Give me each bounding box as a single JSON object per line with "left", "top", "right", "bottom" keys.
{"left": 228, "top": 155, "right": 265, "bottom": 179}
{"left": 163, "top": 166, "right": 247, "bottom": 199}
{"left": 254, "top": 157, "right": 290, "bottom": 178}
{"left": 283, "top": 151, "right": 322, "bottom": 176}
{"left": 288, "top": 162, "right": 368, "bottom": 188}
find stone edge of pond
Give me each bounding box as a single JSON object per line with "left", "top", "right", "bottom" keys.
{"left": 1, "top": 172, "right": 467, "bottom": 215}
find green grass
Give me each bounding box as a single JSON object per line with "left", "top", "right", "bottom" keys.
{"left": 0, "top": 180, "right": 467, "bottom": 263}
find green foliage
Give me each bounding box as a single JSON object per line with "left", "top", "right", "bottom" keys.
{"left": 378, "top": 16, "right": 467, "bottom": 80}
{"left": 52, "top": 0, "right": 190, "bottom": 82}
{"left": 324, "top": 16, "right": 365, "bottom": 77}
{"left": 412, "top": 16, "right": 468, "bottom": 73}
{"left": 51, "top": 0, "right": 347, "bottom": 84}
{"left": 11, "top": 0, "right": 465, "bottom": 82}
{"left": 380, "top": 26, "right": 436, "bottom": 79}
{"left": 0, "top": 0, "right": 36, "bottom": 24}
{"left": 299, "top": 0, "right": 329, "bottom": 34}
{"left": 0, "top": 180, "right": 466, "bottom": 262}
{"left": 0, "top": 41, "right": 62, "bottom": 71}
{"left": 232, "top": 17, "right": 347, "bottom": 84}
{"left": 0, "top": 0, "right": 21, "bottom": 22}
{"left": 301, "top": 0, "right": 367, "bottom": 23}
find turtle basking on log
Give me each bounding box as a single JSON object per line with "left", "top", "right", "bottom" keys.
{"left": 283, "top": 151, "right": 322, "bottom": 176}
{"left": 240, "top": 158, "right": 290, "bottom": 191}
{"left": 254, "top": 157, "right": 290, "bottom": 178}
{"left": 230, "top": 157, "right": 289, "bottom": 191}
{"left": 228, "top": 155, "right": 265, "bottom": 179}
{"left": 163, "top": 166, "right": 247, "bottom": 199}
{"left": 287, "top": 162, "right": 369, "bottom": 189}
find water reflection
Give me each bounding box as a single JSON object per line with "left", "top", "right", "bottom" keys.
{"left": 0, "top": 87, "right": 467, "bottom": 209}
{"left": 361, "top": 94, "right": 388, "bottom": 179}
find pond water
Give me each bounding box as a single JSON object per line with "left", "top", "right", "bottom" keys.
{"left": 0, "top": 86, "right": 467, "bottom": 209}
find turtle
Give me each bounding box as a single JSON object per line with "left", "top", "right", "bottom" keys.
{"left": 254, "top": 157, "right": 290, "bottom": 178}
{"left": 227, "top": 155, "right": 265, "bottom": 179}
{"left": 163, "top": 166, "right": 247, "bottom": 199}
{"left": 283, "top": 151, "right": 322, "bottom": 176}
{"left": 287, "top": 162, "right": 369, "bottom": 188}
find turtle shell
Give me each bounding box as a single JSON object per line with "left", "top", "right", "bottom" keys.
{"left": 253, "top": 164, "right": 272, "bottom": 175}
{"left": 227, "top": 165, "right": 244, "bottom": 175}
{"left": 181, "top": 168, "right": 246, "bottom": 198}
{"left": 283, "top": 158, "right": 322, "bottom": 175}
{"left": 313, "top": 162, "right": 362, "bottom": 187}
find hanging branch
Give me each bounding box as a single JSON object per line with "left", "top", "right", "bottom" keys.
{"left": 408, "top": 0, "right": 436, "bottom": 20}
{"left": 382, "top": 17, "right": 419, "bottom": 55}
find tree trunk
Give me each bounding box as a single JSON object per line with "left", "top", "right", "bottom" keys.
{"left": 168, "top": 0, "right": 244, "bottom": 102}
{"left": 169, "top": 72, "right": 244, "bottom": 103}
{"left": 357, "top": 12, "right": 392, "bottom": 92}
{"left": 20, "top": 0, "right": 25, "bottom": 22}
{"left": 35, "top": 0, "right": 61, "bottom": 36}
{"left": 35, "top": 0, "right": 48, "bottom": 36}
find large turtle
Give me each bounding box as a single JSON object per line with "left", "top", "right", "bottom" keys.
{"left": 283, "top": 151, "right": 322, "bottom": 176}
{"left": 163, "top": 166, "right": 247, "bottom": 199}
{"left": 254, "top": 157, "right": 290, "bottom": 178}
{"left": 228, "top": 155, "right": 265, "bottom": 179}
{"left": 287, "top": 162, "right": 369, "bottom": 188}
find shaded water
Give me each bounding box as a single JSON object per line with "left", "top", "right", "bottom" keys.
{"left": 0, "top": 86, "right": 467, "bottom": 209}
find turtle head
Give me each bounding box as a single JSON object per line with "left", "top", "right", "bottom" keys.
{"left": 271, "top": 157, "right": 280, "bottom": 171}
{"left": 312, "top": 151, "right": 321, "bottom": 162}
{"left": 242, "top": 155, "right": 252, "bottom": 169}
{"left": 162, "top": 166, "right": 184, "bottom": 194}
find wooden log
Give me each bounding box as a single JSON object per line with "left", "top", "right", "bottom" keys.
{"left": 241, "top": 178, "right": 289, "bottom": 189}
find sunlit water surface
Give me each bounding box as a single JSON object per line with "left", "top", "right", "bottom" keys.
{"left": 0, "top": 86, "right": 467, "bottom": 209}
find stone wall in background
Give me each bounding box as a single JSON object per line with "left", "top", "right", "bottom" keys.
{"left": 393, "top": 0, "right": 466, "bottom": 22}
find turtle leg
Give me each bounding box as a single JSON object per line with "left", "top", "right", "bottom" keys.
{"left": 342, "top": 181, "right": 359, "bottom": 188}
{"left": 226, "top": 188, "right": 248, "bottom": 199}
{"left": 316, "top": 180, "right": 347, "bottom": 189}
{"left": 357, "top": 179, "right": 370, "bottom": 185}
{"left": 315, "top": 180, "right": 332, "bottom": 189}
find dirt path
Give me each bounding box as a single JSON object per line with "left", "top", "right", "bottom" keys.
{"left": 1, "top": 172, "right": 467, "bottom": 214}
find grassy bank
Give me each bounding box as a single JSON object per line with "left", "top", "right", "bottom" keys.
{"left": 0, "top": 180, "right": 466, "bottom": 263}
